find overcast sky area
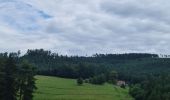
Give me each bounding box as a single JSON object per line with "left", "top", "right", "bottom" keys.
{"left": 0, "top": 0, "right": 170, "bottom": 56}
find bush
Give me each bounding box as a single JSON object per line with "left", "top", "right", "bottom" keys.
{"left": 89, "top": 74, "right": 106, "bottom": 85}
{"left": 77, "top": 77, "right": 83, "bottom": 85}
{"left": 84, "top": 79, "right": 89, "bottom": 83}
{"left": 120, "top": 84, "right": 126, "bottom": 89}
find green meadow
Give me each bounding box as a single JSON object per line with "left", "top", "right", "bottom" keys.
{"left": 33, "top": 75, "right": 133, "bottom": 100}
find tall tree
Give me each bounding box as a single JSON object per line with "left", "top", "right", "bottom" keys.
{"left": 17, "top": 61, "right": 37, "bottom": 100}
{"left": 3, "top": 55, "right": 18, "bottom": 100}
{"left": 0, "top": 57, "right": 5, "bottom": 99}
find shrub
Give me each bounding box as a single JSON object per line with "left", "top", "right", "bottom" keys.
{"left": 77, "top": 77, "right": 83, "bottom": 85}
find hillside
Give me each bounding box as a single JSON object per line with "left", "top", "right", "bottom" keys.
{"left": 22, "top": 49, "right": 170, "bottom": 83}
{"left": 33, "top": 75, "right": 133, "bottom": 100}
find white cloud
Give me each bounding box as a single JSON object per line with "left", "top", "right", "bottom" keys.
{"left": 0, "top": 0, "right": 170, "bottom": 55}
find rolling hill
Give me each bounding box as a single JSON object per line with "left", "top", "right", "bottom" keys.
{"left": 33, "top": 75, "right": 133, "bottom": 100}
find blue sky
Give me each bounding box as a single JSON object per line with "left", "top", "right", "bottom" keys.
{"left": 0, "top": 0, "right": 170, "bottom": 55}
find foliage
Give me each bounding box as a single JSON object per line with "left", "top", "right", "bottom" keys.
{"left": 129, "top": 74, "right": 170, "bottom": 100}
{"left": 107, "top": 70, "right": 118, "bottom": 84}
{"left": 89, "top": 74, "right": 106, "bottom": 85}
{"left": 0, "top": 53, "right": 36, "bottom": 100}
{"left": 77, "top": 77, "right": 83, "bottom": 85}
{"left": 129, "top": 84, "right": 144, "bottom": 100}
{"left": 0, "top": 54, "right": 18, "bottom": 100}
{"left": 17, "top": 61, "right": 37, "bottom": 100}
{"left": 120, "top": 84, "right": 126, "bottom": 89}
{"left": 21, "top": 49, "right": 165, "bottom": 84}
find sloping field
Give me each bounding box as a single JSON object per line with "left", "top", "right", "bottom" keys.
{"left": 33, "top": 75, "right": 133, "bottom": 100}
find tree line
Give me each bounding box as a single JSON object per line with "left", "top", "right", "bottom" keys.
{"left": 21, "top": 49, "right": 170, "bottom": 83}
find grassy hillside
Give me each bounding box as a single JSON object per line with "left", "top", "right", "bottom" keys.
{"left": 33, "top": 76, "right": 133, "bottom": 100}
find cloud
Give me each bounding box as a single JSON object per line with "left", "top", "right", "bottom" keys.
{"left": 0, "top": 0, "right": 170, "bottom": 55}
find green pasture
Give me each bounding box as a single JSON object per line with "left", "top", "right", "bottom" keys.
{"left": 33, "top": 75, "right": 133, "bottom": 100}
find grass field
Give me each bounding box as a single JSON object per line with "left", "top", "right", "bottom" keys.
{"left": 33, "top": 75, "right": 133, "bottom": 100}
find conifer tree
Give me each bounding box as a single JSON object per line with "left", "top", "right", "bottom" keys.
{"left": 18, "top": 61, "right": 37, "bottom": 100}
{"left": 3, "top": 55, "right": 18, "bottom": 100}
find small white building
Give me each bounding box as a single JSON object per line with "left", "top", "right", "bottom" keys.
{"left": 117, "top": 80, "right": 126, "bottom": 86}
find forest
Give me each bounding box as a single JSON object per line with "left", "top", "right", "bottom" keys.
{"left": 22, "top": 49, "right": 170, "bottom": 83}
{"left": 0, "top": 49, "right": 170, "bottom": 100}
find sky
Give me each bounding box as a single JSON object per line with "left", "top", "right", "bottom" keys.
{"left": 0, "top": 0, "right": 170, "bottom": 56}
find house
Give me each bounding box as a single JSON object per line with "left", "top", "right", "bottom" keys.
{"left": 117, "top": 80, "right": 126, "bottom": 86}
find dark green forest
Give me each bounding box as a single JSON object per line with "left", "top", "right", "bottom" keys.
{"left": 22, "top": 49, "right": 170, "bottom": 83}
{"left": 0, "top": 49, "right": 170, "bottom": 100}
